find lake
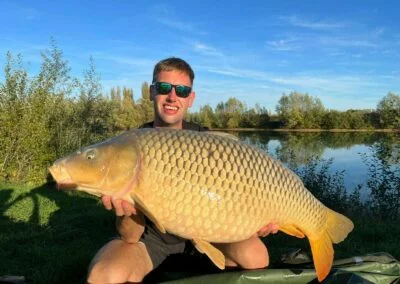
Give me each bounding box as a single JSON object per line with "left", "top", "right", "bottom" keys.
{"left": 229, "top": 130, "right": 400, "bottom": 200}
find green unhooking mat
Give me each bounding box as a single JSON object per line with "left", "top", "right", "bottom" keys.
{"left": 145, "top": 251, "right": 399, "bottom": 284}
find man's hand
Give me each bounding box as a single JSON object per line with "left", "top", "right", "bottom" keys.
{"left": 255, "top": 223, "right": 279, "bottom": 238}
{"left": 101, "top": 195, "right": 137, "bottom": 216}
{"left": 116, "top": 214, "right": 145, "bottom": 243}
{"left": 102, "top": 196, "right": 144, "bottom": 242}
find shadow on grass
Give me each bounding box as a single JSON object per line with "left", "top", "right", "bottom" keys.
{"left": 0, "top": 182, "right": 221, "bottom": 284}
{"left": 0, "top": 181, "right": 115, "bottom": 284}
{"left": 0, "top": 182, "right": 356, "bottom": 284}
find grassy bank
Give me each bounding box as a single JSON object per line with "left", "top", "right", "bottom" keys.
{"left": 0, "top": 182, "right": 115, "bottom": 284}
{"left": 1, "top": 182, "right": 399, "bottom": 283}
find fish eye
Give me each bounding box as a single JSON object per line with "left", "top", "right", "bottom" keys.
{"left": 85, "top": 149, "right": 96, "bottom": 160}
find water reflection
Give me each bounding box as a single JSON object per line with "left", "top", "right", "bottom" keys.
{"left": 232, "top": 131, "right": 400, "bottom": 199}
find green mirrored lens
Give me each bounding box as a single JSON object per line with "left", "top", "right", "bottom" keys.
{"left": 175, "top": 85, "right": 191, "bottom": 97}
{"left": 158, "top": 82, "right": 172, "bottom": 94}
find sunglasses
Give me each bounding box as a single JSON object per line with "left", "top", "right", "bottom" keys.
{"left": 153, "top": 82, "right": 192, "bottom": 98}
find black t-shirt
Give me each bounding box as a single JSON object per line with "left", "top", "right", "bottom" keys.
{"left": 139, "top": 120, "right": 209, "bottom": 132}
{"left": 138, "top": 120, "right": 208, "bottom": 244}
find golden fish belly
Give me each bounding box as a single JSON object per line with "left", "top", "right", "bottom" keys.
{"left": 134, "top": 129, "right": 327, "bottom": 243}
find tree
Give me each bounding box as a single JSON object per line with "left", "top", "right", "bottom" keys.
{"left": 37, "top": 39, "right": 77, "bottom": 160}
{"left": 198, "top": 104, "right": 215, "bottom": 129}
{"left": 214, "top": 97, "right": 246, "bottom": 128}
{"left": 0, "top": 52, "right": 28, "bottom": 179}
{"left": 321, "top": 110, "right": 342, "bottom": 129}
{"left": 377, "top": 92, "right": 400, "bottom": 129}
{"left": 241, "top": 103, "right": 270, "bottom": 128}
{"left": 36, "top": 37, "right": 75, "bottom": 95}
{"left": 73, "top": 57, "right": 112, "bottom": 147}
{"left": 0, "top": 40, "right": 78, "bottom": 181}
{"left": 120, "top": 87, "right": 139, "bottom": 129}
{"left": 276, "top": 92, "right": 325, "bottom": 129}
{"left": 137, "top": 82, "right": 154, "bottom": 124}
{"left": 110, "top": 87, "right": 121, "bottom": 107}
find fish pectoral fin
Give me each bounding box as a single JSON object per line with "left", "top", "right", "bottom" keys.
{"left": 132, "top": 195, "right": 166, "bottom": 234}
{"left": 192, "top": 238, "right": 225, "bottom": 270}
{"left": 280, "top": 224, "right": 306, "bottom": 238}
{"left": 122, "top": 194, "right": 134, "bottom": 204}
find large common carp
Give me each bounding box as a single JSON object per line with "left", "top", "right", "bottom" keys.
{"left": 49, "top": 128, "right": 354, "bottom": 281}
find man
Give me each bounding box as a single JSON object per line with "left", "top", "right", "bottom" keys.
{"left": 87, "top": 57, "right": 278, "bottom": 283}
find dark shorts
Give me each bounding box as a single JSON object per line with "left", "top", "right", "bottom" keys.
{"left": 139, "top": 220, "right": 194, "bottom": 268}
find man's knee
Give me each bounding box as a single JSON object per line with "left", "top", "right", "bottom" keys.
{"left": 217, "top": 238, "right": 269, "bottom": 269}
{"left": 87, "top": 261, "right": 118, "bottom": 284}
{"left": 86, "top": 240, "right": 152, "bottom": 284}
{"left": 238, "top": 245, "right": 269, "bottom": 269}
{"left": 87, "top": 257, "right": 148, "bottom": 284}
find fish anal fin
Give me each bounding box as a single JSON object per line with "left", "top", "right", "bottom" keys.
{"left": 133, "top": 195, "right": 166, "bottom": 234}
{"left": 192, "top": 238, "right": 225, "bottom": 270}
{"left": 309, "top": 233, "right": 334, "bottom": 282}
{"left": 280, "top": 224, "right": 306, "bottom": 238}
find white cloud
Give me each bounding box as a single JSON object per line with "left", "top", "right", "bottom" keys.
{"left": 2, "top": 2, "right": 41, "bottom": 21}
{"left": 280, "top": 15, "right": 346, "bottom": 29}
{"left": 192, "top": 42, "right": 224, "bottom": 57}
{"left": 372, "top": 27, "right": 385, "bottom": 36}
{"left": 94, "top": 54, "right": 155, "bottom": 68}
{"left": 265, "top": 37, "right": 300, "bottom": 51}
{"left": 319, "top": 37, "right": 378, "bottom": 48}
{"left": 150, "top": 4, "right": 207, "bottom": 35}
{"left": 206, "top": 68, "right": 242, "bottom": 77}
{"left": 157, "top": 18, "right": 207, "bottom": 35}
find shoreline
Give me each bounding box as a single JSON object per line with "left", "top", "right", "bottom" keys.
{"left": 211, "top": 128, "right": 400, "bottom": 133}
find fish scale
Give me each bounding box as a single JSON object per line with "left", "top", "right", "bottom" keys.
{"left": 137, "top": 129, "right": 314, "bottom": 239}
{"left": 49, "top": 128, "right": 354, "bottom": 281}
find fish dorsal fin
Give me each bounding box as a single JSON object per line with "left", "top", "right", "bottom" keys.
{"left": 192, "top": 238, "right": 225, "bottom": 269}
{"left": 133, "top": 194, "right": 166, "bottom": 234}
{"left": 206, "top": 131, "right": 238, "bottom": 141}
{"left": 280, "top": 224, "right": 306, "bottom": 238}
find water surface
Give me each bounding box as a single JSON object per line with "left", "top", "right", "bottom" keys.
{"left": 231, "top": 131, "right": 399, "bottom": 199}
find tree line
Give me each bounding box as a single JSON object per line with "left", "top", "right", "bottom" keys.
{"left": 189, "top": 92, "right": 400, "bottom": 130}
{"left": 0, "top": 43, "right": 154, "bottom": 182}
{"left": 0, "top": 43, "right": 399, "bottom": 182}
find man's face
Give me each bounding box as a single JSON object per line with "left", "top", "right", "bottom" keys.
{"left": 150, "top": 70, "right": 195, "bottom": 129}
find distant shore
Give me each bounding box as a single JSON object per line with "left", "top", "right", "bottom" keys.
{"left": 212, "top": 128, "right": 400, "bottom": 132}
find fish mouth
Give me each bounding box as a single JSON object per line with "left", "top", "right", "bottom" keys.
{"left": 48, "top": 164, "right": 77, "bottom": 190}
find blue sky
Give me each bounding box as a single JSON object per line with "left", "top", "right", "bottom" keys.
{"left": 0, "top": 0, "right": 399, "bottom": 113}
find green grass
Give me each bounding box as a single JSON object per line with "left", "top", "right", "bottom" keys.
{"left": 1, "top": 183, "right": 399, "bottom": 283}
{"left": 0, "top": 182, "right": 116, "bottom": 284}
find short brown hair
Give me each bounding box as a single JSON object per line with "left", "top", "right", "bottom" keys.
{"left": 152, "top": 57, "right": 195, "bottom": 84}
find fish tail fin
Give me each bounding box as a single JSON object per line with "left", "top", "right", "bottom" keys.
{"left": 309, "top": 230, "right": 334, "bottom": 282}
{"left": 326, "top": 208, "right": 354, "bottom": 244}
{"left": 309, "top": 208, "right": 354, "bottom": 282}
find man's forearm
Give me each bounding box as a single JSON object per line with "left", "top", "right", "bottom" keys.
{"left": 116, "top": 213, "right": 145, "bottom": 243}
